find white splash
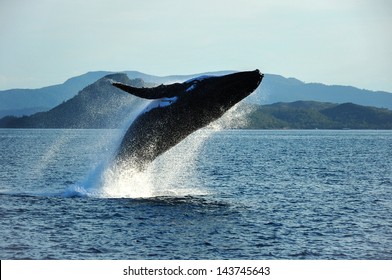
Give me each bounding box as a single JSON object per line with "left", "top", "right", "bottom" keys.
{"left": 63, "top": 96, "right": 214, "bottom": 198}
{"left": 63, "top": 81, "right": 256, "bottom": 199}
{"left": 66, "top": 128, "right": 212, "bottom": 199}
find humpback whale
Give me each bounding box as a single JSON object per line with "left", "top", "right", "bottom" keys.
{"left": 111, "top": 69, "right": 264, "bottom": 170}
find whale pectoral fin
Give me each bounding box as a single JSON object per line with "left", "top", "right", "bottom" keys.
{"left": 111, "top": 82, "right": 156, "bottom": 99}
{"left": 111, "top": 82, "right": 188, "bottom": 100}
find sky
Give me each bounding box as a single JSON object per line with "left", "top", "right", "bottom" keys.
{"left": 0, "top": 0, "right": 391, "bottom": 92}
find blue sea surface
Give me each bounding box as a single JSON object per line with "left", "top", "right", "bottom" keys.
{"left": 0, "top": 129, "right": 391, "bottom": 259}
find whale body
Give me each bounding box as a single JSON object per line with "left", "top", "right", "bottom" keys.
{"left": 111, "top": 69, "right": 264, "bottom": 170}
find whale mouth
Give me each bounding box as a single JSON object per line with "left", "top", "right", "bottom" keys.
{"left": 248, "top": 69, "right": 264, "bottom": 88}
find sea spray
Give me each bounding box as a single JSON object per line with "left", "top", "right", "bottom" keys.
{"left": 90, "top": 128, "right": 214, "bottom": 198}
{"left": 63, "top": 99, "right": 149, "bottom": 197}
{"left": 65, "top": 91, "right": 256, "bottom": 198}
{"left": 32, "top": 132, "right": 71, "bottom": 181}
{"left": 98, "top": 101, "right": 255, "bottom": 198}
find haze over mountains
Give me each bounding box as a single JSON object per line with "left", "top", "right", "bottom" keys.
{"left": 0, "top": 71, "right": 231, "bottom": 118}
{"left": 0, "top": 71, "right": 392, "bottom": 129}
{"left": 1, "top": 70, "right": 392, "bottom": 119}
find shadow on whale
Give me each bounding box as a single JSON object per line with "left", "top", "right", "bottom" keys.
{"left": 111, "top": 69, "right": 264, "bottom": 170}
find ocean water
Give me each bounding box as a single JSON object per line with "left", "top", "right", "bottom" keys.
{"left": 0, "top": 128, "right": 391, "bottom": 259}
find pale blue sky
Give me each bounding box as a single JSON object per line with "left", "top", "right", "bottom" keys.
{"left": 0, "top": 0, "right": 391, "bottom": 91}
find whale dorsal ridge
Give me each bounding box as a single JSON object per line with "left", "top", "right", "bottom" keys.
{"left": 111, "top": 81, "right": 189, "bottom": 100}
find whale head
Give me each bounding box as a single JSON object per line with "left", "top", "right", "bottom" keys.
{"left": 181, "top": 69, "right": 263, "bottom": 114}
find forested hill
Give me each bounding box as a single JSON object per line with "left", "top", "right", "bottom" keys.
{"left": 1, "top": 70, "right": 392, "bottom": 119}
{"left": 245, "top": 101, "right": 392, "bottom": 129}
{"left": 1, "top": 73, "right": 392, "bottom": 129}
{"left": 0, "top": 74, "right": 150, "bottom": 128}
{"left": 1, "top": 86, "right": 392, "bottom": 129}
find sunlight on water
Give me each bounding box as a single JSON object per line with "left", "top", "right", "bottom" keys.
{"left": 3, "top": 128, "right": 392, "bottom": 259}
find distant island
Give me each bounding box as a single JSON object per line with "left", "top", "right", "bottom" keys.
{"left": 1, "top": 72, "right": 392, "bottom": 129}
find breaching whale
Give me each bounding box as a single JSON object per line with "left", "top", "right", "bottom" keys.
{"left": 111, "top": 69, "right": 264, "bottom": 170}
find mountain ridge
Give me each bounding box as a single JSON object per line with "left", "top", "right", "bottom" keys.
{"left": 1, "top": 75, "right": 391, "bottom": 129}
{"left": 0, "top": 74, "right": 150, "bottom": 128}
{"left": 1, "top": 70, "right": 391, "bottom": 119}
